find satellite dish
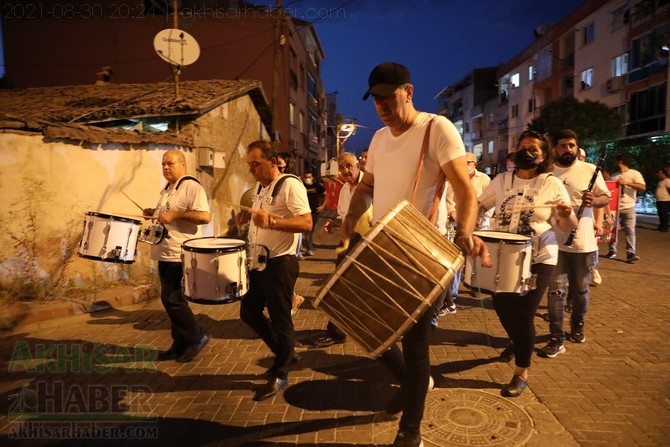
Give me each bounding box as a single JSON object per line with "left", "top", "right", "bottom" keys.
{"left": 534, "top": 23, "right": 551, "bottom": 38}
{"left": 153, "top": 29, "right": 200, "bottom": 67}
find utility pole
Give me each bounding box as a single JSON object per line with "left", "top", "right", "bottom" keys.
{"left": 172, "top": 0, "right": 180, "bottom": 101}
{"left": 272, "top": 0, "right": 284, "bottom": 151}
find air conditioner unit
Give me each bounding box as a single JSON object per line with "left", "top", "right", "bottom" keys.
{"left": 606, "top": 76, "right": 624, "bottom": 93}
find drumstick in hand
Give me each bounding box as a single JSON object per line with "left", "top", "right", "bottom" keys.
{"left": 120, "top": 190, "right": 146, "bottom": 213}
{"left": 220, "top": 199, "right": 283, "bottom": 219}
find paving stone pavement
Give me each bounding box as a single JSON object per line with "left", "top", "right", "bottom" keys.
{"left": 0, "top": 215, "right": 668, "bottom": 446}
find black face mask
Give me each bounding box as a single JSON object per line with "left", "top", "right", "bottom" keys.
{"left": 515, "top": 149, "right": 540, "bottom": 170}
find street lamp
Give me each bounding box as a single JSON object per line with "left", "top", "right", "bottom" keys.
{"left": 336, "top": 119, "right": 356, "bottom": 156}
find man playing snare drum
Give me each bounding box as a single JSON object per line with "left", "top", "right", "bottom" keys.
{"left": 238, "top": 140, "right": 312, "bottom": 402}
{"left": 342, "top": 62, "right": 489, "bottom": 447}
{"left": 144, "top": 150, "right": 211, "bottom": 363}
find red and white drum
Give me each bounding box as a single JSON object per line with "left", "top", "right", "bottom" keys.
{"left": 181, "top": 237, "right": 248, "bottom": 305}
{"left": 464, "top": 230, "right": 534, "bottom": 295}
{"left": 78, "top": 212, "right": 141, "bottom": 264}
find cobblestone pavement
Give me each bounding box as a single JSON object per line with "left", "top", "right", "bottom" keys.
{"left": 1, "top": 215, "right": 668, "bottom": 446}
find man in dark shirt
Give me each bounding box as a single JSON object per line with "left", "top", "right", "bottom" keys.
{"left": 301, "top": 171, "right": 325, "bottom": 256}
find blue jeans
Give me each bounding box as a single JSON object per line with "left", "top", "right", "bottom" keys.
{"left": 609, "top": 206, "right": 636, "bottom": 256}
{"left": 547, "top": 251, "right": 596, "bottom": 340}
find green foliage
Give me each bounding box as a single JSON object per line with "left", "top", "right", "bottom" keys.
{"left": 527, "top": 96, "right": 623, "bottom": 145}
{"left": 528, "top": 96, "right": 669, "bottom": 193}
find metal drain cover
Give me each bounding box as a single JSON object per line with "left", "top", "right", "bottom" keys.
{"left": 422, "top": 389, "right": 534, "bottom": 447}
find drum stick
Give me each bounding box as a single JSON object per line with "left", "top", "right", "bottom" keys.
{"left": 120, "top": 190, "right": 146, "bottom": 213}
{"left": 507, "top": 202, "right": 577, "bottom": 210}
{"left": 220, "top": 199, "right": 283, "bottom": 219}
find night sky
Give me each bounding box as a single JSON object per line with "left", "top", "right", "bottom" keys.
{"left": 273, "top": 0, "right": 586, "bottom": 153}
{"left": 0, "top": 0, "right": 587, "bottom": 152}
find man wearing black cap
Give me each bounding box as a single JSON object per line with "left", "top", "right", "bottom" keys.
{"left": 343, "top": 62, "right": 489, "bottom": 447}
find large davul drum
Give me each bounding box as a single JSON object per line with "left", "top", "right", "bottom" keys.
{"left": 313, "top": 200, "right": 464, "bottom": 357}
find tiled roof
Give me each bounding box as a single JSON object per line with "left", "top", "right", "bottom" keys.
{"left": 0, "top": 79, "right": 271, "bottom": 145}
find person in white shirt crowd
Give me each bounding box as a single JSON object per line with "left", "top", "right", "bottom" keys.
{"left": 359, "top": 149, "right": 368, "bottom": 171}
{"left": 478, "top": 130, "right": 577, "bottom": 397}
{"left": 540, "top": 130, "right": 610, "bottom": 358}
{"left": 578, "top": 148, "right": 603, "bottom": 287}
{"left": 146, "top": 150, "right": 212, "bottom": 363}
{"left": 606, "top": 154, "right": 646, "bottom": 263}
{"left": 433, "top": 152, "right": 492, "bottom": 321}
{"left": 342, "top": 61, "right": 489, "bottom": 447}
{"left": 314, "top": 151, "right": 372, "bottom": 347}
{"left": 654, "top": 167, "right": 670, "bottom": 232}
{"left": 238, "top": 140, "right": 312, "bottom": 401}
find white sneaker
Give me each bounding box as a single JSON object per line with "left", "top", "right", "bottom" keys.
{"left": 428, "top": 375, "right": 434, "bottom": 391}
{"left": 591, "top": 269, "right": 602, "bottom": 286}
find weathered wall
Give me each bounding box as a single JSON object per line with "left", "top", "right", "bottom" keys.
{"left": 0, "top": 95, "right": 267, "bottom": 300}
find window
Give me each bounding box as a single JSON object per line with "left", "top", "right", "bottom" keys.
{"left": 289, "top": 103, "right": 295, "bottom": 126}
{"left": 582, "top": 22, "right": 595, "bottom": 45}
{"left": 511, "top": 104, "right": 519, "bottom": 118}
{"left": 528, "top": 65, "right": 534, "bottom": 81}
{"left": 612, "top": 53, "right": 629, "bottom": 77}
{"left": 580, "top": 68, "right": 593, "bottom": 89}
{"left": 510, "top": 73, "right": 520, "bottom": 88}
{"left": 487, "top": 140, "right": 494, "bottom": 154}
{"left": 528, "top": 98, "right": 536, "bottom": 113}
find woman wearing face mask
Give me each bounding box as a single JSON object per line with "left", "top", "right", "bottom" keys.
{"left": 477, "top": 130, "right": 577, "bottom": 397}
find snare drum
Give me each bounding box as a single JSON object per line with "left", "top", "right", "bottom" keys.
{"left": 314, "top": 200, "right": 464, "bottom": 357}
{"left": 78, "top": 212, "right": 141, "bottom": 263}
{"left": 181, "top": 237, "right": 248, "bottom": 305}
{"left": 464, "top": 230, "right": 534, "bottom": 295}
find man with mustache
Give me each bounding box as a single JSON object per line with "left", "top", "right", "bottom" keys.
{"left": 541, "top": 129, "right": 610, "bottom": 358}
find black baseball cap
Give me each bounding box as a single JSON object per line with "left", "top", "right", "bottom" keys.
{"left": 362, "top": 62, "right": 411, "bottom": 100}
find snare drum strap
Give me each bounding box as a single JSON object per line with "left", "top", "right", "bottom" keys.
{"left": 410, "top": 117, "right": 444, "bottom": 224}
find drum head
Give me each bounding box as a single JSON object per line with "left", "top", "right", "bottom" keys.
{"left": 183, "top": 237, "right": 246, "bottom": 253}
{"left": 85, "top": 211, "right": 141, "bottom": 224}
{"left": 474, "top": 230, "right": 530, "bottom": 243}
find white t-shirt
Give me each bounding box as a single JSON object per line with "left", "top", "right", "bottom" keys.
{"left": 551, "top": 160, "right": 610, "bottom": 253}
{"left": 367, "top": 112, "right": 465, "bottom": 224}
{"left": 151, "top": 177, "right": 210, "bottom": 262}
{"left": 337, "top": 171, "right": 363, "bottom": 220}
{"left": 610, "top": 169, "right": 645, "bottom": 209}
{"left": 249, "top": 175, "right": 311, "bottom": 258}
{"left": 655, "top": 178, "right": 670, "bottom": 201}
{"left": 478, "top": 172, "right": 571, "bottom": 265}
{"left": 445, "top": 170, "right": 492, "bottom": 229}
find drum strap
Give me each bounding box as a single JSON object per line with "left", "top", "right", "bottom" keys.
{"left": 254, "top": 174, "right": 302, "bottom": 204}
{"left": 410, "top": 117, "right": 444, "bottom": 224}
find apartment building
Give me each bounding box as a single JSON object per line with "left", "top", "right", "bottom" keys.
{"left": 436, "top": 0, "right": 669, "bottom": 174}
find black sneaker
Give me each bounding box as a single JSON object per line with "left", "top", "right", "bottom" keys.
{"left": 570, "top": 328, "right": 586, "bottom": 343}
{"left": 627, "top": 254, "right": 640, "bottom": 264}
{"left": 438, "top": 303, "right": 457, "bottom": 316}
{"left": 392, "top": 430, "right": 423, "bottom": 447}
{"left": 176, "top": 333, "right": 211, "bottom": 363}
{"left": 604, "top": 251, "right": 616, "bottom": 259}
{"left": 539, "top": 339, "right": 565, "bottom": 358}
{"left": 313, "top": 335, "right": 346, "bottom": 348}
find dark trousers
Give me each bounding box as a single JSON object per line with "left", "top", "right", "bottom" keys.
{"left": 158, "top": 261, "right": 203, "bottom": 348}
{"left": 491, "top": 263, "right": 554, "bottom": 368}
{"left": 240, "top": 256, "right": 299, "bottom": 379}
{"left": 657, "top": 200, "right": 670, "bottom": 231}
{"left": 378, "top": 309, "right": 432, "bottom": 435}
